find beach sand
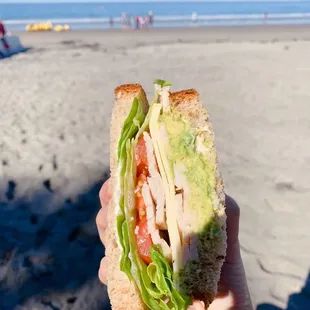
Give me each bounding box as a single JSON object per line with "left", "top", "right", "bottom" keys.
{"left": 1, "top": 26, "right": 309, "bottom": 309}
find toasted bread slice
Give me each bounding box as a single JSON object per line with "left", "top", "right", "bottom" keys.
{"left": 107, "top": 84, "right": 226, "bottom": 309}
{"left": 107, "top": 84, "right": 148, "bottom": 310}
{"left": 169, "top": 89, "right": 227, "bottom": 307}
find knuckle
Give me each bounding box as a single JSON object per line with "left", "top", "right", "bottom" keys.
{"left": 98, "top": 258, "right": 107, "bottom": 284}
{"left": 99, "top": 183, "right": 105, "bottom": 200}
{"left": 96, "top": 209, "right": 103, "bottom": 227}
{"left": 98, "top": 268, "right": 104, "bottom": 283}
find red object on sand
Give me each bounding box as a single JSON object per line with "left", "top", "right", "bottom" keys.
{"left": 0, "top": 21, "right": 10, "bottom": 49}
{"left": 0, "top": 22, "right": 6, "bottom": 36}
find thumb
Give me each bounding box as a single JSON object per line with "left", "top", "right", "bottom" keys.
{"left": 212, "top": 195, "right": 253, "bottom": 310}
{"left": 225, "top": 195, "right": 241, "bottom": 264}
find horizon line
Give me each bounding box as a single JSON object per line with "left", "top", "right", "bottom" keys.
{"left": 1, "top": 0, "right": 310, "bottom": 3}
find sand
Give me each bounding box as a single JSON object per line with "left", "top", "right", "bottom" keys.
{"left": 0, "top": 26, "right": 309, "bottom": 309}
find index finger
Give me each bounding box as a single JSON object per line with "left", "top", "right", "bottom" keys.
{"left": 96, "top": 178, "right": 112, "bottom": 243}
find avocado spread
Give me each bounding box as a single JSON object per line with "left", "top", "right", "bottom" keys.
{"left": 158, "top": 109, "right": 222, "bottom": 298}
{"left": 158, "top": 109, "right": 217, "bottom": 233}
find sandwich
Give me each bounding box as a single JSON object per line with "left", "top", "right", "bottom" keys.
{"left": 106, "top": 80, "right": 227, "bottom": 310}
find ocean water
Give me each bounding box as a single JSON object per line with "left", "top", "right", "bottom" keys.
{"left": 2, "top": 1, "right": 310, "bottom": 31}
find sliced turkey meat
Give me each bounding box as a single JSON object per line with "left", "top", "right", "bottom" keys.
{"left": 141, "top": 183, "right": 172, "bottom": 261}
{"left": 143, "top": 132, "right": 167, "bottom": 230}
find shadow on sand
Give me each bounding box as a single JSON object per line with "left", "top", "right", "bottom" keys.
{"left": 1, "top": 172, "right": 308, "bottom": 310}
{"left": 0, "top": 174, "right": 111, "bottom": 310}
{"left": 257, "top": 270, "right": 310, "bottom": 310}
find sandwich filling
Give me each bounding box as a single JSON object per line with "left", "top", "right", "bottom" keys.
{"left": 115, "top": 80, "right": 222, "bottom": 310}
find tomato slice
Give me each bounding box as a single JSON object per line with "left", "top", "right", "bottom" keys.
{"left": 136, "top": 173, "right": 147, "bottom": 187}
{"left": 135, "top": 136, "right": 152, "bottom": 264}
{"left": 136, "top": 218, "right": 153, "bottom": 264}
{"left": 135, "top": 136, "right": 148, "bottom": 176}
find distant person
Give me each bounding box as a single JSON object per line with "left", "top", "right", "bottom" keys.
{"left": 0, "top": 19, "right": 9, "bottom": 50}
{"left": 264, "top": 12, "right": 268, "bottom": 24}
{"left": 140, "top": 16, "right": 147, "bottom": 29}
{"left": 148, "top": 11, "right": 154, "bottom": 28}
{"left": 127, "top": 14, "right": 132, "bottom": 29}
{"left": 135, "top": 16, "right": 140, "bottom": 30}
{"left": 131, "top": 16, "right": 135, "bottom": 29}
{"left": 109, "top": 17, "right": 114, "bottom": 29}
{"left": 121, "top": 12, "right": 127, "bottom": 29}
{"left": 192, "top": 12, "right": 198, "bottom": 24}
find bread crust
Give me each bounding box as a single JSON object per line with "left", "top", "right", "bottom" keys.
{"left": 107, "top": 85, "right": 226, "bottom": 310}
{"left": 169, "top": 89, "right": 199, "bottom": 106}
{"left": 114, "top": 84, "right": 145, "bottom": 99}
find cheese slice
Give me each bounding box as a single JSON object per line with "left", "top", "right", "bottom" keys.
{"left": 141, "top": 183, "right": 171, "bottom": 261}
{"left": 149, "top": 103, "right": 184, "bottom": 272}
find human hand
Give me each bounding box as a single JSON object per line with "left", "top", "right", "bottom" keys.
{"left": 96, "top": 179, "right": 253, "bottom": 309}
{"left": 208, "top": 195, "right": 253, "bottom": 310}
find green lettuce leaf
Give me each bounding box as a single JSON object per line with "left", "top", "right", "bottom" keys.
{"left": 116, "top": 97, "right": 147, "bottom": 278}
{"left": 147, "top": 247, "right": 192, "bottom": 310}
{"left": 153, "top": 79, "right": 172, "bottom": 88}
{"left": 118, "top": 97, "right": 146, "bottom": 162}
{"left": 120, "top": 220, "right": 132, "bottom": 278}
